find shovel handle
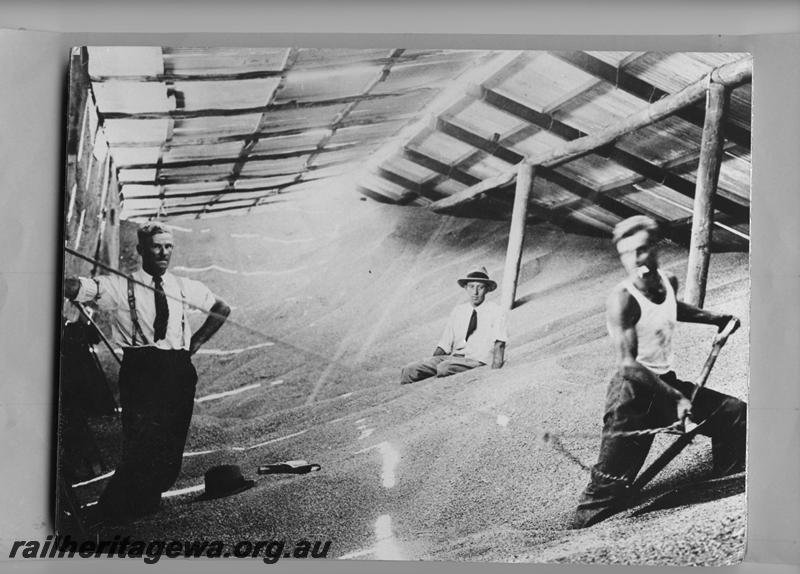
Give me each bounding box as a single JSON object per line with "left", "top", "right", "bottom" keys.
{"left": 714, "top": 317, "right": 740, "bottom": 347}
{"left": 686, "top": 317, "right": 739, "bottom": 407}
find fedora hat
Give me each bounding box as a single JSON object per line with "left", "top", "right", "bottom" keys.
{"left": 195, "top": 464, "right": 255, "bottom": 501}
{"left": 457, "top": 266, "right": 497, "bottom": 292}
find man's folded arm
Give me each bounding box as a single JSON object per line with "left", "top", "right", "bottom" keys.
{"left": 64, "top": 277, "right": 81, "bottom": 300}
{"left": 189, "top": 297, "right": 231, "bottom": 354}
{"left": 64, "top": 275, "right": 117, "bottom": 309}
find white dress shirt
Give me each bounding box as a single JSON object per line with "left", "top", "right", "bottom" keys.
{"left": 75, "top": 269, "right": 216, "bottom": 350}
{"left": 437, "top": 300, "right": 508, "bottom": 364}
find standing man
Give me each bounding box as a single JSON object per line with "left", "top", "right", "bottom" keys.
{"left": 572, "top": 215, "right": 746, "bottom": 528}
{"left": 64, "top": 223, "right": 230, "bottom": 524}
{"left": 400, "top": 266, "right": 507, "bottom": 384}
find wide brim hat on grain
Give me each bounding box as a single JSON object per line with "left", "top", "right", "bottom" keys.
{"left": 195, "top": 464, "right": 255, "bottom": 501}
{"left": 457, "top": 266, "right": 497, "bottom": 292}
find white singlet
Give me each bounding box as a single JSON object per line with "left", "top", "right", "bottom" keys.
{"left": 621, "top": 270, "right": 677, "bottom": 375}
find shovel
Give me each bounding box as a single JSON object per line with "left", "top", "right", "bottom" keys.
{"left": 630, "top": 317, "right": 740, "bottom": 492}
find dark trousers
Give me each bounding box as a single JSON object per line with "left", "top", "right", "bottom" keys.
{"left": 572, "top": 369, "right": 746, "bottom": 528}
{"left": 98, "top": 348, "right": 197, "bottom": 523}
{"left": 399, "top": 355, "right": 484, "bottom": 384}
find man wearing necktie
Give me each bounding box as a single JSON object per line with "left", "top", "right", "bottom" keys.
{"left": 400, "top": 266, "right": 507, "bottom": 385}
{"left": 64, "top": 223, "right": 230, "bottom": 525}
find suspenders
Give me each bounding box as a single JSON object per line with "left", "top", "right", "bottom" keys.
{"left": 126, "top": 275, "right": 187, "bottom": 348}
{"left": 127, "top": 278, "right": 149, "bottom": 346}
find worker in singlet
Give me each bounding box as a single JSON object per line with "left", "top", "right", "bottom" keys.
{"left": 571, "top": 215, "right": 747, "bottom": 529}
{"left": 614, "top": 267, "right": 677, "bottom": 376}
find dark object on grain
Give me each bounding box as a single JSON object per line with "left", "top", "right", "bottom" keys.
{"left": 196, "top": 464, "right": 256, "bottom": 501}
{"left": 258, "top": 460, "right": 321, "bottom": 475}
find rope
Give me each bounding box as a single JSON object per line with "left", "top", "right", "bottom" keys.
{"left": 530, "top": 422, "right": 690, "bottom": 475}
{"left": 540, "top": 433, "right": 592, "bottom": 472}
{"left": 72, "top": 301, "right": 122, "bottom": 366}
{"left": 603, "top": 422, "right": 686, "bottom": 438}
{"left": 63, "top": 246, "right": 347, "bottom": 369}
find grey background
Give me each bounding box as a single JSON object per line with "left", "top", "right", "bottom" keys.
{"left": 1, "top": 1, "right": 799, "bottom": 572}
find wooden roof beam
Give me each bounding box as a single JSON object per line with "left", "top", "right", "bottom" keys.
{"left": 90, "top": 69, "right": 286, "bottom": 83}
{"left": 399, "top": 147, "right": 514, "bottom": 217}
{"left": 543, "top": 170, "right": 643, "bottom": 221}
{"left": 303, "top": 49, "right": 406, "bottom": 170}
{"left": 118, "top": 142, "right": 360, "bottom": 171}
{"left": 430, "top": 55, "right": 752, "bottom": 212}
{"left": 128, "top": 195, "right": 286, "bottom": 220}
{"left": 119, "top": 157, "right": 358, "bottom": 186}
{"left": 204, "top": 49, "right": 300, "bottom": 210}
{"left": 401, "top": 147, "right": 481, "bottom": 186}
{"left": 435, "top": 116, "right": 650, "bottom": 220}
{"left": 122, "top": 177, "right": 319, "bottom": 201}
{"left": 440, "top": 102, "right": 749, "bottom": 219}
{"left": 484, "top": 86, "right": 746, "bottom": 212}
{"left": 121, "top": 170, "right": 309, "bottom": 187}
{"left": 552, "top": 51, "right": 751, "bottom": 149}
{"left": 603, "top": 147, "right": 749, "bottom": 217}
{"left": 112, "top": 116, "right": 407, "bottom": 149}
{"left": 357, "top": 184, "right": 420, "bottom": 206}
{"left": 375, "top": 167, "right": 448, "bottom": 203}
{"left": 102, "top": 87, "right": 436, "bottom": 120}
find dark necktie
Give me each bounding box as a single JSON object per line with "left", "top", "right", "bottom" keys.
{"left": 153, "top": 275, "right": 169, "bottom": 342}
{"left": 465, "top": 309, "right": 478, "bottom": 341}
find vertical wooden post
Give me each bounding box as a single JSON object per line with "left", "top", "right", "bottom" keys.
{"left": 685, "top": 83, "right": 728, "bottom": 307}
{"left": 501, "top": 163, "right": 535, "bottom": 310}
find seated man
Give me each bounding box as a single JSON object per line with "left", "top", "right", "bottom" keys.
{"left": 400, "top": 266, "right": 507, "bottom": 384}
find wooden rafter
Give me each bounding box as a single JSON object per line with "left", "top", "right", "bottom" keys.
{"left": 204, "top": 49, "right": 299, "bottom": 211}
{"left": 90, "top": 70, "right": 287, "bottom": 83}
{"left": 429, "top": 55, "right": 752, "bottom": 212}
{"left": 101, "top": 87, "right": 437, "bottom": 120}
{"left": 128, "top": 195, "right": 288, "bottom": 220}
{"left": 357, "top": 51, "right": 526, "bottom": 205}
{"left": 410, "top": 119, "right": 642, "bottom": 221}
{"left": 397, "top": 147, "right": 513, "bottom": 217}
{"left": 401, "top": 148, "right": 480, "bottom": 187}
{"left": 304, "top": 49, "right": 406, "bottom": 170}
{"left": 121, "top": 167, "right": 318, "bottom": 187}
{"left": 479, "top": 88, "right": 749, "bottom": 217}
{"left": 110, "top": 116, "right": 408, "bottom": 149}
{"left": 374, "top": 167, "right": 446, "bottom": 202}
{"left": 435, "top": 117, "right": 720, "bottom": 224}
{"left": 127, "top": 190, "right": 293, "bottom": 211}
{"left": 552, "top": 51, "right": 751, "bottom": 149}
{"left": 117, "top": 143, "right": 361, "bottom": 170}
{"left": 122, "top": 177, "right": 324, "bottom": 201}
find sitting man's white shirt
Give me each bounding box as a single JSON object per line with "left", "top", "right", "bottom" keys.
{"left": 438, "top": 300, "right": 508, "bottom": 364}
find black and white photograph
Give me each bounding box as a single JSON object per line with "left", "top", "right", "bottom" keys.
{"left": 56, "top": 46, "right": 751, "bottom": 565}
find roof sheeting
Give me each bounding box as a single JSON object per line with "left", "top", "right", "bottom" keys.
{"left": 82, "top": 46, "right": 491, "bottom": 221}
{"left": 358, "top": 50, "right": 751, "bottom": 246}
{"left": 78, "top": 47, "right": 751, "bottom": 247}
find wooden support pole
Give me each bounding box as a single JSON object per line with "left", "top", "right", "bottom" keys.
{"left": 685, "top": 83, "right": 729, "bottom": 307}
{"left": 501, "top": 163, "right": 535, "bottom": 310}
{"left": 429, "top": 55, "right": 751, "bottom": 213}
